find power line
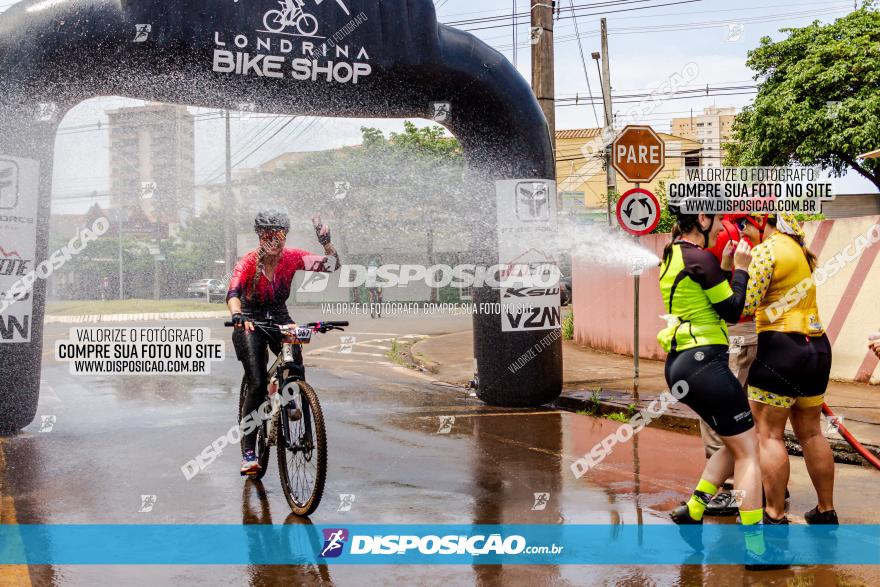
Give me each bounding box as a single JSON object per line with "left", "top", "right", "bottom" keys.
{"left": 487, "top": 5, "right": 847, "bottom": 48}
{"left": 568, "top": 0, "right": 601, "bottom": 127}
{"left": 447, "top": 0, "right": 676, "bottom": 26}
{"left": 200, "top": 116, "right": 301, "bottom": 186}
{"left": 198, "top": 116, "right": 287, "bottom": 184}
{"left": 459, "top": 0, "right": 704, "bottom": 32}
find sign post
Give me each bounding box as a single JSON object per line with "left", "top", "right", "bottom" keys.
{"left": 612, "top": 125, "right": 666, "bottom": 398}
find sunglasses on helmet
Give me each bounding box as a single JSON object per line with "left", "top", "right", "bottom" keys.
{"left": 735, "top": 216, "right": 768, "bottom": 232}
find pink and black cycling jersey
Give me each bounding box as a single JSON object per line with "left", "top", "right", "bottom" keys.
{"left": 226, "top": 248, "right": 331, "bottom": 321}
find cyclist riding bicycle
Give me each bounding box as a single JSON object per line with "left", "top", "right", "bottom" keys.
{"left": 227, "top": 209, "right": 340, "bottom": 475}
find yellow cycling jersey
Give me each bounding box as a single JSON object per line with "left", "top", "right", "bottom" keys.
{"left": 744, "top": 232, "right": 824, "bottom": 335}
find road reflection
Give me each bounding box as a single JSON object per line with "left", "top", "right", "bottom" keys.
{"left": 241, "top": 479, "right": 334, "bottom": 586}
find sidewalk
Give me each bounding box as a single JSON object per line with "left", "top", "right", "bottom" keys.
{"left": 45, "top": 311, "right": 230, "bottom": 324}
{"left": 412, "top": 331, "right": 880, "bottom": 466}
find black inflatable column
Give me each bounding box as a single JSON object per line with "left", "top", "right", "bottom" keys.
{"left": 0, "top": 97, "right": 64, "bottom": 432}
{"left": 438, "top": 28, "right": 563, "bottom": 407}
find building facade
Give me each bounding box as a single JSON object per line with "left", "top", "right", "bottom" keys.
{"left": 670, "top": 106, "right": 736, "bottom": 167}
{"left": 555, "top": 128, "right": 702, "bottom": 222}
{"left": 108, "top": 104, "right": 195, "bottom": 224}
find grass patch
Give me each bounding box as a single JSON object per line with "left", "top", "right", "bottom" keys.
{"left": 386, "top": 338, "right": 418, "bottom": 370}
{"left": 577, "top": 387, "right": 603, "bottom": 416}
{"left": 562, "top": 308, "right": 574, "bottom": 340}
{"left": 46, "top": 299, "right": 225, "bottom": 316}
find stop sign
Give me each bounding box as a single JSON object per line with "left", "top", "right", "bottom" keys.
{"left": 612, "top": 125, "right": 665, "bottom": 183}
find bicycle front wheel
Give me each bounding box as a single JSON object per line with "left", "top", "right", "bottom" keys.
{"left": 277, "top": 380, "right": 327, "bottom": 516}
{"left": 295, "top": 14, "right": 319, "bottom": 36}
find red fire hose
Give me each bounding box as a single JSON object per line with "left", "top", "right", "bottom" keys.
{"left": 822, "top": 403, "right": 880, "bottom": 470}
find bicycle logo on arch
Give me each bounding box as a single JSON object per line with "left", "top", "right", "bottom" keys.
{"left": 262, "top": 0, "right": 351, "bottom": 38}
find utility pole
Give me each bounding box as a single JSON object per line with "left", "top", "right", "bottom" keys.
{"left": 224, "top": 110, "right": 234, "bottom": 273}
{"left": 153, "top": 223, "right": 161, "bottom": 300}
{"left": 117, "top": 207, "right": 124, "bottom": 300}
{"left": 599, "top": 18, "right": 616, "bottom": 225}
{"left": 531, "top": 0, "right": 555, "bottom": 156}
{"left": 512, "top": 0, "right": 517, "bottom": 67}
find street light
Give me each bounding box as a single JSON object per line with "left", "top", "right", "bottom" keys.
{"left": 591, "top": 51, "right": 603, "bottom": 89}
{"left": 141, "top": 181, "right": 164, "bottom": 301}
{"left": 115, "top": 206, "right": 130, "bottom": 300}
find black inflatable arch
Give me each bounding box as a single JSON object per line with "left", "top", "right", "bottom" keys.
{"left": 0, "top": 0, "right": 562, "bottom": 431}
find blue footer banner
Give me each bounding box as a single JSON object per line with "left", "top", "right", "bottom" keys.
{"left": 1, "top": 524, "right": 877, "bottom": 565}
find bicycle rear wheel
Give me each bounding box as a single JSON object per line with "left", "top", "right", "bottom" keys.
{"left": 277, "top": 380, "right": 327, "bottom": 516}
{"left": 238, "top": 377, "right": 270, "bottom": 480}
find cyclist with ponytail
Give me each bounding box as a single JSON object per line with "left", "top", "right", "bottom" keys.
{"left": 700, "top": 213, "right": 769, "bottom": 516}
{"left": 226, "top": 209, "right": 340, "bottom": 475}
{"left": 658, "top": 202, "right": 785, "bottom": 570}
{"left": 742, "top": 213, "right": 836, "bottom": 525}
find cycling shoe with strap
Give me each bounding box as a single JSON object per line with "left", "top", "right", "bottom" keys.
{"left": 704, "top": 483, "right": 738, "bottom": 517}
{"left": 744, "top": 542, "right": 792, "bottom": 572}
{"left": 805, "top": 506, "right": 838, "bottom": 525}
{"left": 670, "top": 503, "right": 704, "bottom": 552}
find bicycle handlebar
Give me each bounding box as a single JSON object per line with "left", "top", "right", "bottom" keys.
{"left": 224, "top": 319, "right": 349, "bottom": 332}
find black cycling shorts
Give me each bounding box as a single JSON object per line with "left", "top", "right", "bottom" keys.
{"left": 748, "top": 331, "right": 831, "bottom": 398}
{"left": 665, "top": 344, "right": 755, "bottom": 437}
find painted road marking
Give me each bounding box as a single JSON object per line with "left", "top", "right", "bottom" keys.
{"left": 310, "top": 358, "right": 396, "bottom": 367}
{"left": 306, "top": 335, "right": 425, "bottom": 358}
{"left": 0, "top": 440, "right": 32, "bottom": 587}
{"left": 315, "top": 350, "right": 387, "bottom": 358}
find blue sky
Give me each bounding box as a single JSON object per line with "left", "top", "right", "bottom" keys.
{"left": 36, "top": 0, "right": 872, "bottom": 212}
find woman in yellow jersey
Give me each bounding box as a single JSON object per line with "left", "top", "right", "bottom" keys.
{"left": 743, "top": 213, "right": 837, "bottom": 525}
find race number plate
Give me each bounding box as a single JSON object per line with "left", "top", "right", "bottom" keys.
{"left": 292, "top": 327, "right": 312, "bottom": 343}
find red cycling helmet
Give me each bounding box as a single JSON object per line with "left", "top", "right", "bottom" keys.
{"left": 708, "top": 213, "right": 770, "bottom": 262}
{"left": 708, "top": 215, "right": 742, "bottom": 263}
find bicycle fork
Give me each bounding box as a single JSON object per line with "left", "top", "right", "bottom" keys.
{"left": 278, "top": 380, "right": 313, "bottom": 453}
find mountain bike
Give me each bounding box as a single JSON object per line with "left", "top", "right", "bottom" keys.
{"left": 227, "top": 318, "right": 348, "bottom": 516}
{"left": 263, "top": 0, "right": 319, "bottom": 37}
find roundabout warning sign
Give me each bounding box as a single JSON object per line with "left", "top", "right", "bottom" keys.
{"left": 616, "top": 188, "right": 660, "bottom": 236}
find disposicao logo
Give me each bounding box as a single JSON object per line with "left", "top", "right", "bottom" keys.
{"left": 319, "top": 528, "right": 349, "bottom": 558}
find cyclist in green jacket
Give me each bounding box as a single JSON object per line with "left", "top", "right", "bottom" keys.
{"left": 658, "top": 202, "right": 784, "bottom": 570}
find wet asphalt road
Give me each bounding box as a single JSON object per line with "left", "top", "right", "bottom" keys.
{"left": 1, "top": 312, "right": 878, "bottom": 586}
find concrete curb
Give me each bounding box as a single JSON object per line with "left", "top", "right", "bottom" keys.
{"left": 45, "top": 311, "right": 229, "bottom": 324}
{"left": 552, "top": 388, "right": 880, "bottom": 469}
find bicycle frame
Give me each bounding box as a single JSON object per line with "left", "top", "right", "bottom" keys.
{"left": 266, "top": 341, "right": 310, "bottom": 454}
{"left": 238, "top": 319, "right": 345, "bottom": 454}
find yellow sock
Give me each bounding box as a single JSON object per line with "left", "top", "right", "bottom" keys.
{"left": 740, "top": 508, "right": 763, "bottom": 525}
{"left": 686, "top": 478, "right": 718, "bottom": 521}
{"left": 740, "top": 507, "right": 766, "bottom": 555}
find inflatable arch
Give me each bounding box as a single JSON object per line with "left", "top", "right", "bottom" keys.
{"left": 0, "top": 0, "right": 562, "bottom": 431}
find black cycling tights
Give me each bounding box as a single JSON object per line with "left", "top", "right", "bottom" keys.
{"left": 665, "top": 344, "right": 755, "bottom": 437}
{"left": 233, "top": 328, "right": 301, "bottom": 452}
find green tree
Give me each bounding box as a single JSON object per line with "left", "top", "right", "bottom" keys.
{"left": 726, "top": 3, "right": 880, "bottom": 190}
{"left": 651, "top": 181, "right": 676, "bottom": 234}
{"left": 254, "top": 123, "right": 476, "bottom": 300}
